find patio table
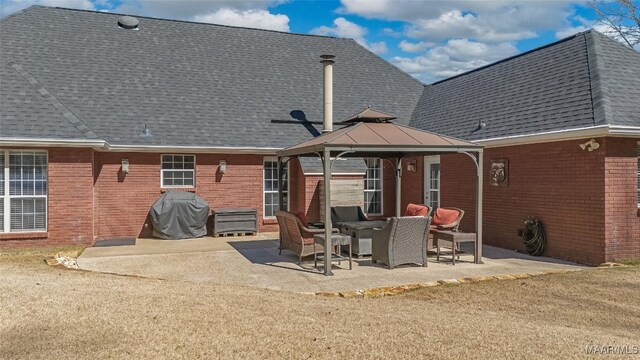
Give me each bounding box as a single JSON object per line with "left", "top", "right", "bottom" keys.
{"left": 338, "top": 220, "right": 388, "bottom": 257}
{"left": 313, "top": 233, "right": 353, "bottom": 270}
{"left": 434, "top": 230, "right": 479, "bottom": 265}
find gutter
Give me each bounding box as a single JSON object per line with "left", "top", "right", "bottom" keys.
{"left": 1, "top": 124, "right": 638, "bottom": 152}
{"left": 0, "top": 138, "right": 282, "bottom": 154}
{"left": 475, "top": 125, "right": 640, "bottom": 148}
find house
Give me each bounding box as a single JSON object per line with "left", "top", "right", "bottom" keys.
{"left": 0, "top": 6, "right": 638, "bottom": 265}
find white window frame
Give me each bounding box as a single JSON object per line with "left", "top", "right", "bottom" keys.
{"left": 364, "top": 158, "right": 383, "bottom": 216}
{"left": 160, "top": 154, "right": 196, "bottom": 188}
{"left": 424, "top": 155, "right": 441, "bottom": 210}
{"left": 0, "top": 149, "right": 48, "bottom": 233}
{"left": 263, "top": 156, "right": 289, "bottom": 219}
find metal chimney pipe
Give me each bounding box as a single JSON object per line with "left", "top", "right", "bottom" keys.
{"left": 320, "top": 54, "right": 335, "bottom": 133}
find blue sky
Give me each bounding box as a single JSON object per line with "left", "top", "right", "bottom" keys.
{"left": 0, "top": 0, "right": 621, "bottom": 83}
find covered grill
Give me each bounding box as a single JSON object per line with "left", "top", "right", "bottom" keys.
{"left": 149, "top": 191, "right": 209, "bottom": 239}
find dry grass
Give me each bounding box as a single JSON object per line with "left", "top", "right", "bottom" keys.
{"left": 1, "top": 248, "right": 638, "bottom": 359}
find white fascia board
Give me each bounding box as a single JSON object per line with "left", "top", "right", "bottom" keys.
{"left": 0, "top": 137, "right": 107, "bottom": 148}
{"left": 475, "top": 125, "right": 640, "bottom": 148}
{"left": 0, "top": 138, "right": 281, "bottom": 154}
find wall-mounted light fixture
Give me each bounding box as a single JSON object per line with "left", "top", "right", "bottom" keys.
{"left": 121, "top": 158, "right": 130, "bottom": 173}
{"left": 218, "top": 160, "right": 227, "bottom": 174}
{"left": 579, "top": 139, "right": 600, "bottom": 152}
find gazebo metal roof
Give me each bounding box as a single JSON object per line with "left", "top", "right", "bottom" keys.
{"left": 279, "top": 121, "right": 482, "bottom": 158}
{"left": 343, "top": 106, "right": 397, "bottom": 123}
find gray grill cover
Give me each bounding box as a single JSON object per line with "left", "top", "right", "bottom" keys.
{"left": 149, "top": 191, "right": 210, "bottom": 239}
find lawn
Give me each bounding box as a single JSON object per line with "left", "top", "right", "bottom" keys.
{"left": 1, "top": 248, "right": 638, "bottom": 359}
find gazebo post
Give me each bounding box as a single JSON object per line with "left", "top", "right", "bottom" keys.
{"left": 277, "top": 156, "right": 284, "bottom": 212}
{"left": 395, "top": 157, "right": 402, "bottom": 217}
{"left": 476, "top": 149, "right": 483, "bottom": 264}
{"left": 322, "top": 148, "right": 333, "bottom": 276}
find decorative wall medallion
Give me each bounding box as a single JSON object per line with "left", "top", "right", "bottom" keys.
{"left": 490, "top": 159, "right": 508, "bottom": 187}
{"left": 406, "top": 159, "right": 417, "bottom": 172}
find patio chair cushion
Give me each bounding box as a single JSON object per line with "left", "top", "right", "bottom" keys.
{"left": 432, "top": 208, "right": 461, "bottom": 226}
{"left": 296, "top": 212, "right": 308, "bottom": 226}
{"left": 405, "top": 203, "right": 429, "bottom": 217}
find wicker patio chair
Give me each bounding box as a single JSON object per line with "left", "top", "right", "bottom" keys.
{"left": 275, "top": 211, "right": 338, "bottom": 265}
{"left": 427, "top": 207, "right": 464, "bottom": 250}
{"left": 371, "top": 216, "right": 432, "bottom": 269}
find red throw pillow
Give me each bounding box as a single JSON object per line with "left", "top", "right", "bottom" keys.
{"left": 296, "top": 212, "right": 308, "bottom": 226}
{"left": 405, "top": 203, "right": 429, "bottom": 217}
{"left": 432, "top": 208, "right": 460, "bottom": 226}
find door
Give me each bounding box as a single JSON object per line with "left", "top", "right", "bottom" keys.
{"left": 424, "top": 156, "right": 440, "bottom": 210}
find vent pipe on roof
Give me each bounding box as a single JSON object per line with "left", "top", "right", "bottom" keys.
{"left": 118, "top": 16, "right": 140, "bottom": 30}
{"left": 320, "top": 55, "right": 335, "bottom": 133}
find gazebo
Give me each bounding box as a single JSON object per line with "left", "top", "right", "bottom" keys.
{"left": 276, "top": 109, "right": 484, "bottom": 276}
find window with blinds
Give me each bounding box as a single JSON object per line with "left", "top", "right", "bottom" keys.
{"left": 0, "top": 150, "right": 48, "bottom": 232}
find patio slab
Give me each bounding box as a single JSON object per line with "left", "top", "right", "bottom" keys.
{"left": 77, "top": 234, "right": 586, "bottom": 293}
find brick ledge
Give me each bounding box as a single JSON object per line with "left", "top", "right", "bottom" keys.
{"left": 0, "top": 232, "right": 49, "bottom": 241}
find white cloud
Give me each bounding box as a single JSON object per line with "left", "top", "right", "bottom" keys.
{"left": 311, "top": 17, "right": 387, "bottom": 54}
{"left": 193, "top": 8, "right": 289, "bottom": 31}
{"left": 367, "top": 41, "right": 388, "bottom": 54}
{"left": 114, "top": 0, "right": 286, "bottom": 20}
{"left": 0, "top": 0, "right": 94, "bottom": 17}
{"left": 392, "top": 39, "right": 518, "bottom": 83}
{"left": 398, "top": 40, "right": 432, "bottom": 52}
{"left": 312, "top": 17, "right": 367, "bottom": 39}
{"left": 340, "top": 0, "right": 577, "bottom": 43}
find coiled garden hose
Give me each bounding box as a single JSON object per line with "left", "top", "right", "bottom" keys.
{"left": 523, "top": 217, "right": 545, "bottom": 256}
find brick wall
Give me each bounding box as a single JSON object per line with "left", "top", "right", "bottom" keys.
{"left": 603, "top": 138, "right": 640, "bottom": 261}
{"left": 0, "top": 148, "right": 94, "bottom": 248}
{"left": 401, "top": 137, "right": 640, "bottom": 265}
{"left": 93, "top": 152, "right": 283, "bottom": 240}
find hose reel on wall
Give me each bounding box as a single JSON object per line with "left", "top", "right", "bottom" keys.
{"left": 523, "top": 217, "right": 546, "bottom": 256}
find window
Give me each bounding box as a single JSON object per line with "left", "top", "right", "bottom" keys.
{"left": 263, "top": 157, "right": 288, "bottom": 218}
{"left": 0, "top": 150, "right": 48, "bottom": 232}
{"left": 161, "top": 155, "right": 195, "bottom": 188}
{"left": 364, "top": 158, "right": 382, "bottom": 215}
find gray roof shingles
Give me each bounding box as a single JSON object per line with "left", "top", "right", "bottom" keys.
{"left": 411, "top": 33, "right": 596, "bottom": 141}
{"left": 0, "top": 6, "right": 424, "bottom": 148}
{"left": 410, "top": 30, "right": 640, "bottom": 141}
{"left": 2, "top": 7, "right": 638, "bottom": 148}
{"left": 587, "top": 31, "right": 640, "bottom": 127}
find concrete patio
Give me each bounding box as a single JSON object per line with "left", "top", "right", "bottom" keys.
{"left": 77, "top": 233, "right": 586, "bottom": 293}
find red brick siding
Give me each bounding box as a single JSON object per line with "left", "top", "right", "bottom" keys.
{"left": 401, "top": 137, "right": 640, "bottom": 265}
{"left": 603, "top": 138, "right": 640, "bottom": 261}
{"left": 94, "top": 153, "right": 283, "bottom": 240}
{"left": 0, "top": 148, "right": 94, "bottom": 248}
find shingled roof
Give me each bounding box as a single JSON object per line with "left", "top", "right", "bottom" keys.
{"left": 0, "top": 6, "right": 424, "bottom": 149}
{"left": 409, "top": 30, "right": 640, "bottom": 142}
